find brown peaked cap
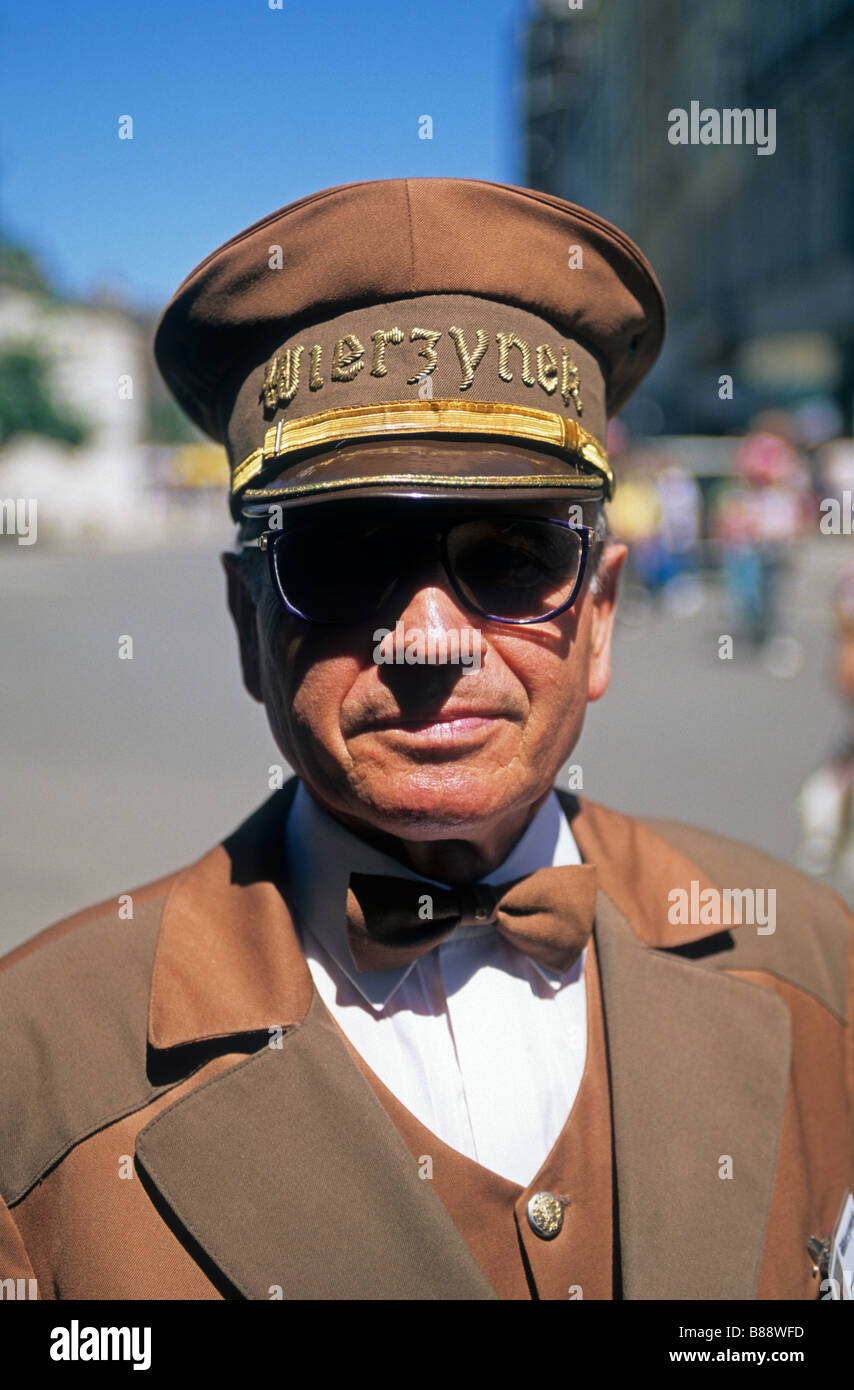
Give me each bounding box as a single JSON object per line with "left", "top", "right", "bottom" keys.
{"left": 155, "top": 177, "right": 665, "bottom": 442}
{"left": 154, "top": 178, "right": 665, "bottom": 516}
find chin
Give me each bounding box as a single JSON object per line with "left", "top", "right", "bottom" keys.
{"left": 343, "top": 763, "right": 535, "bottom": 840}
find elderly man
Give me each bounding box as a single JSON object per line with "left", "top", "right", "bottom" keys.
{"left": 1, "top": 179, "right": 852, "bottom": 1303}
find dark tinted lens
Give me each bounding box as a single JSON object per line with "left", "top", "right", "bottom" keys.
{"left": 446, "top": 518, "right": 583, "bottom": 620}
{"left": 272, "top": 519, "right": 407, "bottom": 622}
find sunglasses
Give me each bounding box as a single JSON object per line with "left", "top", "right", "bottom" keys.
{"left": 243, "top": 511, "right": 593, "bottom": 626}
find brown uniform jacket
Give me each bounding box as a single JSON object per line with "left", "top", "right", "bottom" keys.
{"left": 1, "top": 783, "right": 852, "bottom": 1300}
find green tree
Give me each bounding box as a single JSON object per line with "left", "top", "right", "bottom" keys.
{"left": 0, "top": 346, "right": 88, "bottom": 446}
{"left": 0, "top": 238, "right": 55, "bottom": 297}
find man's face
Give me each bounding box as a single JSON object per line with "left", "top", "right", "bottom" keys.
{"left": 225, "top": 497, "right": 626, "bottom": 844}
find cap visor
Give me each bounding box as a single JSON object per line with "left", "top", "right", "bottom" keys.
{"left": 237, "top": 438, "right": 605, "bottom": 514}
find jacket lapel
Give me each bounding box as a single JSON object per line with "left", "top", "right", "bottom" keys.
{"left": 138, "top": 993, "right": 497, "bottom": 1300}
{"left": 594, "top": 889, "right": 791, "bottom": 1299}
{"left": 562, "top": 791, "right": 793, "bottom": 1298}
{"left": 139, "top": 782, "right": 497, "bottom": 1298}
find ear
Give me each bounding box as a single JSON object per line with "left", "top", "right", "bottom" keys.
{"left": 586, "top": 542, "right": 627, "bottom": 704}
{"left": 221, "top": 553, "right": 264, "bottom": 703}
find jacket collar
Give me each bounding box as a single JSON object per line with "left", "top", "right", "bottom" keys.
{"left": 558, "top": 789, "right": 722, "bottom": 949}
{"left": 148, "top": 782, "right": 724, "bottom": 1050}
{"left": 148, "top": 780, "right": 311, "bottom": 1050}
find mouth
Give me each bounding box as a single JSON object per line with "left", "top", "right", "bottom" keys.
{"left": 353, "top": 709, "right": 510, "bottom": 749}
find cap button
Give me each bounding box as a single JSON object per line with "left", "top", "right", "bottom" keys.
{"left": 526, "top": 1191, "right": 565, "bottom": 1240}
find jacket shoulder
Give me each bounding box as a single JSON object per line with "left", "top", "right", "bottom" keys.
{"left": 0, "top": 866, "right": 183, "bottom": 975}
{"left": 0, "top": 868, "right": 184, "bottom": 1206}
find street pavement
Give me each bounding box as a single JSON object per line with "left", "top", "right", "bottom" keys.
{"left": 1, "top": 530, "right": 850, "bottom": 954}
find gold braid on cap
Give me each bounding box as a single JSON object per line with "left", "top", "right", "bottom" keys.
{"left": 232, "top": 398, "right": 613, "bottom": 501}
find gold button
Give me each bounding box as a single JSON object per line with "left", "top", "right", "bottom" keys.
{"left": 527, "top": 1191, "right": 565, "bottom": 1240}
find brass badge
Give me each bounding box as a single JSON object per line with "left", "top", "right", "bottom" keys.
{"left": 527, "top": 1190, "right": 566, "bottom": 1240}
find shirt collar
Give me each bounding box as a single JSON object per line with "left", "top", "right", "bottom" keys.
{"left": 284, "top": 782, "right": 583, "bottom": 1010}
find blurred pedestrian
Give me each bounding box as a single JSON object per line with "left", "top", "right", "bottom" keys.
{"left": 714, "top": 427, "right": 811, "bottom": 669}
{"left": 798, "top": 566, "right": 854, "bottom": 878}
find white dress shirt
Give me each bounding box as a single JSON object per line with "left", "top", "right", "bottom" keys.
{"left": 285, "top": 782, "right": 588, "bottom": 1187}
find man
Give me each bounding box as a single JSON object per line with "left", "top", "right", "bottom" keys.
{"left": 1, "top": 179, "right": 852, "bottom": 1301}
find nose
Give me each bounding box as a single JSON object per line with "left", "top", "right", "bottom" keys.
{"left": 391, "top": 560, "right": 472, "bottom": 633}
{"left": 375, "top": 560, "right": 485, "bottom": 706}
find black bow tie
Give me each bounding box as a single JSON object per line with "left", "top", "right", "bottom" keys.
{"left": 345, "top": 865, "right": 598, "bottom": 973}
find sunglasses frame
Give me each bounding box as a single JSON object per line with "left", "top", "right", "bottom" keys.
{"left": 251, "top": 514, "right": 594, "bottom": 627}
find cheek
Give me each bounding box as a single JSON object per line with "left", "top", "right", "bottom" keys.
{"left": 290, "top": 655, "right": 360, "bottom": 738}
{"left": 257, "top": 609, "right": 364, "bottom": 770}
{"left": 492, "top": 611, "right": 591, "bottom": 743}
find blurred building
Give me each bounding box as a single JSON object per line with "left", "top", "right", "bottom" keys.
{"left": 520, "top": 0, "right": 854, "bottom": 438}
{"left": 0, "top": 242, "right": 224, "bottom": 546}
{"left": 0, "top": 286, "right": 148, "bottom": 454}
{"left": 0, "top": 285, "right": 155, "bottom": 542}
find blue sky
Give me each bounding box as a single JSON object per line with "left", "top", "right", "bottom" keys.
{"left": 1, "top": 0, "right": 529, "bottom": 310}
